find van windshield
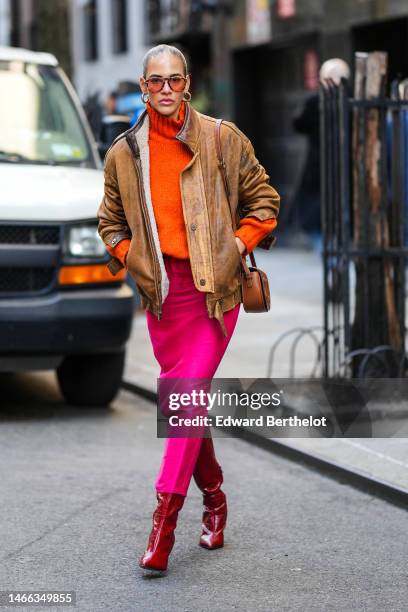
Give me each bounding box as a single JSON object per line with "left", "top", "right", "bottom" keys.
{"left": 0, "top": 60, "right": 95, "bottom": 168}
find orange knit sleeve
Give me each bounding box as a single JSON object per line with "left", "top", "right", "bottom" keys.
{"left": 106, "top": 239, "right": 131, "bottom": 267}
{"left": 234, "top": 217, "right": 277, "bottom": 255}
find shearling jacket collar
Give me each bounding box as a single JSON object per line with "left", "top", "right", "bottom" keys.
{"left": 128, "top": 100, "right": 202, "bottom": 155}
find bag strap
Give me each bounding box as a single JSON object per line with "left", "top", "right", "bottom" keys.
{"left": 215, "top": 119, "right": 256, "bottom": 269}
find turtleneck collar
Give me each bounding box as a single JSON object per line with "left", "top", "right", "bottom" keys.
{"left": 146, "top": 99, "right": 186, "bottom": 139}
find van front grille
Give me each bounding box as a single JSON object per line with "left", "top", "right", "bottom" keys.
{"left": 0, "top": 225, "right": 60, "bottom": 245}
{"left": 0, "top": 267, "right": 55, "bottom": 295}
{"left": 0, "top": 223, "right": 61, "bottom": 296}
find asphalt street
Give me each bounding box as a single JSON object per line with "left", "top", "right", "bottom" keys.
{"left": 0, "top": 372, "right": 407, "bottom": 612}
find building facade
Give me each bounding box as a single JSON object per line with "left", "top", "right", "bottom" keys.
{"left": 5, "top": 0, "right": 408, "bottom": 235}
{"left": 69, "top": 0, "right": 147, "bottom": 104}
{"left": 145, "top": 0, "right": 408, "bottom": 235}
{"left": 0, "top": 0, "right": 10, "bottom": 46}
{"left": 6, "top": 0, "right": 71, "bottom": 75}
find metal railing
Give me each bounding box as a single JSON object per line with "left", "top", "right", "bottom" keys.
{"left": 320, "top": 78, "right": 408, "bottom": 378}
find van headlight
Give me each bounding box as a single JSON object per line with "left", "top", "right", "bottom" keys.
{"left": 65, "top": 224, "right": 106, "bottom": 258}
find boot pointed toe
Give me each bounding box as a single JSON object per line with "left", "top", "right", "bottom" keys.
{"left": 199, "top": 531, "right": 224, "bottom": 549}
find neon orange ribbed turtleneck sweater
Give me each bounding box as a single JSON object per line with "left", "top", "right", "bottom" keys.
{"left": 146, "top": 99, "right": 192, "bottom": 258}
{"left": 107, "top": 100, "right": 277, "bottom": 266}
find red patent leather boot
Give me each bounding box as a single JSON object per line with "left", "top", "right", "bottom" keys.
{"left": 193, "top": 436, "right": 227, "bottom": 549}
{"left": 139, "top": 492, "right": 185, "bottom": 572}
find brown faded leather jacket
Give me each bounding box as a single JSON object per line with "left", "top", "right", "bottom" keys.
{"left": 97, "top": 101, "right": 280, "bottom": 337}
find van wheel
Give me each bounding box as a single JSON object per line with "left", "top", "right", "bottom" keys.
{"left": 57, "top": 351, "right": 125, "bottom": 406}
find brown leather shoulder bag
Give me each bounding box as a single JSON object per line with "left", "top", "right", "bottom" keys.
{"left": 214, "top": 119, "right": 272, "bottom": 313}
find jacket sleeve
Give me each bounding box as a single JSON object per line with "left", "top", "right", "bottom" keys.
{"left": 234, "top": 216, "right": 277, "bottom": 256}
{"left": 237, "top": 137, "right": 280, "bottom": 249}
{"left": 106, "top": 238, "right": 131, "bottom": 267}
{"left": 97, "top": 149, "right": 132, "bottom": 274}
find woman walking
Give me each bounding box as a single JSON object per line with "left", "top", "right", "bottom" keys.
{"left": 97, "top": 44, "right": 280, "bottom": 573}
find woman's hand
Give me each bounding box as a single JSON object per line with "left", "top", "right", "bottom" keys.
{"left": 235, "top": 236, "right": 246, "bottom": 256}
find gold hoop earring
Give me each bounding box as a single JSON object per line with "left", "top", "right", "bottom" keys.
{"left": 141, "top": 92, "right": 149, "bottom": 104}
{"left": 183, "top": 91, "right": 192, "bottom": 102}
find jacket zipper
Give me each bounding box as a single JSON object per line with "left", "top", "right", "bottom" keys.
{"left": 132, "top": 156, "right": 163, "bottom": 319}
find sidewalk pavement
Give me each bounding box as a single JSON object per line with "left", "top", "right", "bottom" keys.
{"left": 123, "top": 247, "right": 408, "bottom": 497}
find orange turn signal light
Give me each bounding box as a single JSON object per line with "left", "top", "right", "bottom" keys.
{"left": 58, "top": 264, "right": 127, "bottom": 285}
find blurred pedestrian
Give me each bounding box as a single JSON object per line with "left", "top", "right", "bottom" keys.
{"left": 97, "top": 44, "right": 280, "bottom": 574}
{"left": 105, "top": 90, "right": 118, "bottom": 115}
{"left": 129, "top": 104, "right": 145, "bottom": 126}
{"left": 292, "top": 90, "right": 321, "bottom": 250}
{"left": 292, "top": 58, "right": 350, "bottom": 255}
{"left": 319, "top": 58, "right": 350, "bottom": 87}
{"left": 83, "top": 91, "right": 103, "bottom": 140}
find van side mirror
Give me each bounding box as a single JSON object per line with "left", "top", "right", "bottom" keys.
{"left": 98, "top": 114, "right": 131, "bottom": 159}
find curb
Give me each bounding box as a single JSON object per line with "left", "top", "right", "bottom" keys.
{"left": 121, "top": 380, "right": 408, "bottom": 511}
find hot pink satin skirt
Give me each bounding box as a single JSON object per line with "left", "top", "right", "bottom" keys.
{"left": 145, "top": 254, "right": 240, "bottom": 495}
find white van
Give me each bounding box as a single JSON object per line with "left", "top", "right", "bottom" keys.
{"left": 0, "top": 47, "right": 134, "bottom": 405}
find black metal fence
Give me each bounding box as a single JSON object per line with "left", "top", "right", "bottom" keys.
{"left": 320, "top": 78, "right": 408, "bottom": 378}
